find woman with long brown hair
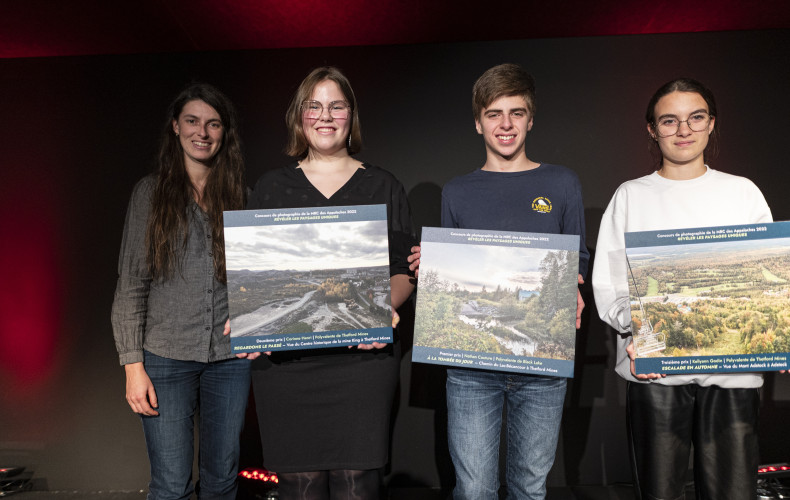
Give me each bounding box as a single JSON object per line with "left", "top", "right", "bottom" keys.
{"left": 112, "top": 83, "right": 255, "bottom": 500}
{"left": 246, "top": 66, "right": 416, "bottom": 499}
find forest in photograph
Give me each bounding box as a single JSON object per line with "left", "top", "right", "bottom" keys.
{"left": 415, "top": 250, "right": 579, "bottom": 360}
{"left": 629, "top": 242, "right": 790, "bottom": 358}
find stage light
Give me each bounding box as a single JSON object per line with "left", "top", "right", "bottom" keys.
{"left": 238, "top": 467, "right": 278, "bottom": 500}
{"left": 0, "top": 469, "right": 24, "bottom": 480}
{"left": 0, "top": 466, "right": 32, "bottom": 496}
{"left": 759, "top": 463, "right": 790, "bottom": 478}
{"left": 758, "top": 463, "right": 790, "bottom": 499}
{"left": 239, "top": 467, "right": 279, "bottom": 484}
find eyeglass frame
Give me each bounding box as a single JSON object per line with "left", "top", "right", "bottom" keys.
{"left": 301, "top": 100, "right": 352, "bottom": 120}
{"left": 652, "top": 110, "right": 713, "bottom": 138}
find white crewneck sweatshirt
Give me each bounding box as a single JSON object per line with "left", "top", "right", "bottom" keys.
{"left": 593, "top": 167, "right": 773, "bottom": 387}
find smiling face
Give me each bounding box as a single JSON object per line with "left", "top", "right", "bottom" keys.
{"left": 172, "top": 99, "right": 223, "bottom": 169}
{"left": 475, "top": 94, "right": 533, "bottom": 164}
{"left": 649, "top": 91, "right": 715, "bottom": 173}
{"left": 302, "top": 79, "right": 351, "bottom": 158}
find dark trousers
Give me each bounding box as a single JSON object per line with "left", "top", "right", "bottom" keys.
{"left": 626, "top": 382, "right": 759, "bottom": 500}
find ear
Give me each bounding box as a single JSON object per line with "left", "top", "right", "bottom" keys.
{"left": 172, "top": 119, "right": 179, "bottom": 135}
{"left": 526, "top": 116, "right": 534, "bottom": 132}
{"left": 646, "top": 122, "right": 656, "bottom": 140}
{"left": 475, "top": 119, "right": 482, "bottom": 135}
{"left": 708, "top": 115, "right": 715, "bottom": 135}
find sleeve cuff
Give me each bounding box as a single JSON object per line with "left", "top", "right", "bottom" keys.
{"left": 119, "top": 351, "right": 144, "bottom": 366}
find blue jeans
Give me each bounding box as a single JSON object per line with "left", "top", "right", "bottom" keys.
{"left": 141, "top": 351, "right": 251, "bottom": 500}
{"left": 446, "top": 368, "right": 566, "bottom": 500}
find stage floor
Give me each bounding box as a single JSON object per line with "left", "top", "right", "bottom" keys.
{"left": 4, "top": 484, "right": 654, "bottom": 499}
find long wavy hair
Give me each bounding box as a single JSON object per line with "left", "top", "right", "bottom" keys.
{"left": 146, "top": 83, "right": 245, "bottom": 283}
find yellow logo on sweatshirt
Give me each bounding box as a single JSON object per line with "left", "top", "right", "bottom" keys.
{"left": 531, "top": 197, "right": 552, "bottom": 214}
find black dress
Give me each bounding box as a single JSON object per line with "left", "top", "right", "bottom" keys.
{"left": 247, "top": 163, "right": 416, "bottom": 472}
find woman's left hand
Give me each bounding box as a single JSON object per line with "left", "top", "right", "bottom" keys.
{"left": 353, "top": 309, "right": 399, "bottom": 350}
{"left": 355, "top": 342, "right": 388, "bottom": 350}
{"left": 223, "top": 319, "right": 262, "bottom": 360}
{"left": 626, "top": 340, "right": 665, "bottom": 380}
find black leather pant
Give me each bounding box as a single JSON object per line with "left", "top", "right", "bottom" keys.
{"left": 276, "top": 469, "right": 380, "bottom": 500}
{"left": 627, "top": 382, "right": 759, "bottom": 500}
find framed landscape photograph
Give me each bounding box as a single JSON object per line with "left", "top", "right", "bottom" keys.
{"left": 223, "top": 204, "right": 393, "bottom": 353}
{"left": 626, "top": 221, "right": 790, "bottom": 375}
{"left": 412, "top": 227, "right": 580, "bottom": 377}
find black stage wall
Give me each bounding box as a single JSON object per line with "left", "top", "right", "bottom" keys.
{"left": 1, "top": 29, "right": 788, "bottom": 491}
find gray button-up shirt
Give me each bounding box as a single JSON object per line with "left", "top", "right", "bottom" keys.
{"left": 111, "top": 176, "right": 232, "bottom": 365}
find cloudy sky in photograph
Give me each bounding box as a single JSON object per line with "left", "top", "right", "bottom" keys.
{"left": 225, "top": 220, "right": 389, "bottom": 271}
{"left": 422, "top": 242, "right": 559, "bottom": 292}
{"left": 627, "top": 236, "right": 790, "bottom": 266}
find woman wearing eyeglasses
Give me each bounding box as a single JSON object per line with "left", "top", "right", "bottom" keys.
{"left": 592, "top": 78, "right": 773, "bottom": 499}
{"left": 246, "top": 66, "right": 416, "bottom": 499}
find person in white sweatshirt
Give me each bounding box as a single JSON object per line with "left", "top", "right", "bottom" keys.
{"left": 592, "top": 78, "right": 774, "bottom": 500}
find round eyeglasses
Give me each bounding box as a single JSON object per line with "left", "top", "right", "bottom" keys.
{"left": 301, "top": 100, "right": 351, "bottom": 120}
{"left": 654, "top": 111, "right": 712, "bottom": 137}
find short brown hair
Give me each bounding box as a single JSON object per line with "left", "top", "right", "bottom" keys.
{"left": 284, "top": 66, "right": 362, "bottom": 158}
{"left": 472, "top": 63, "right": 536, "bottom": 120}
